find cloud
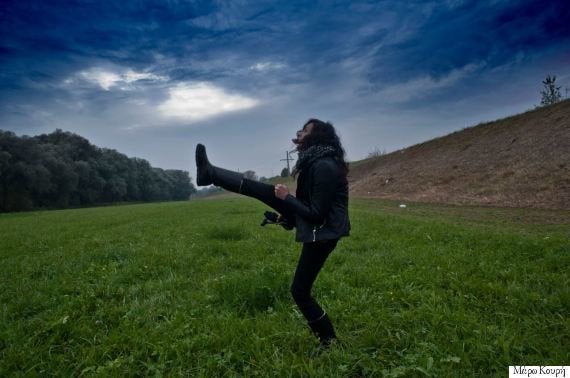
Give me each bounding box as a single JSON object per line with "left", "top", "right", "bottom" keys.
{"left": 249, "top": 61, "right": 286, "bottom": 72}
{"left": 157, "top": 82, "right": 259, "bottom": 122}
{"left": 79, "top": 70, "right": 122, "bottom": 90}
{"left": 363, "top": 1, "right": 570, "bottom": 88}
{"left": 75, "top": 68, "right": 167, "bottom": 90}
{"left": 123, "top": 70, "right": 164, "bottom": 83}
{"left": 374, "top": 63, "right": 483, "bottom": 103}
{"left": 2, "top": 1, "right": 570, "bottom": 176}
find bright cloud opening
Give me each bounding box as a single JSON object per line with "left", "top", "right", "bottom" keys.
{"left": 77, "top": 68, "right": 167, "bottom": 90}
{"left": 80, "top": 71, "right": 122, "bottom": 90}
{"left": 158, "top": 82, "right": 259, "bottom": 122}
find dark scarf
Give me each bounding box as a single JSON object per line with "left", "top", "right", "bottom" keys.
{"left": 292, "top": 144, "right": 337, "bottom": 177}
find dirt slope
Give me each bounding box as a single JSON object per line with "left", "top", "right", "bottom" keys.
{"left": 348, "top": 100, "right": 570, "bottom": 209}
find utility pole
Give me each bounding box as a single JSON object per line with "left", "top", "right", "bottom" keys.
{"left": 280, "top": 150, "right": 295, "bottom": 175}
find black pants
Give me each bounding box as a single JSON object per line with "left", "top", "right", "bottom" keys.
{"left": 291, "top": 239, "right": 338, "bottom": 323}
{"left": 239, "top": 179, "right": 337, "bottom": 322}
{"left": 240, "top": 179, "right": 294, "bottom": 222}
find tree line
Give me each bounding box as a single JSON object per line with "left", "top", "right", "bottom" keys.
{"left": 0, "top": 129, "right": 196, "bottom": 212}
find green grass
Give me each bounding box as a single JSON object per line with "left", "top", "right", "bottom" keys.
{"left": 0, "top": 198, "right": 568, "bottom": 376}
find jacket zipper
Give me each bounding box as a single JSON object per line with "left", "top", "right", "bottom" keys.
{"left": 312, "top": 222, "right": 326, "bottom": 242}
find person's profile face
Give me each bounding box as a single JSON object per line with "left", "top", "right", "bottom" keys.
{"left": 294, "top": 123, "right": 314, "bottom": 145}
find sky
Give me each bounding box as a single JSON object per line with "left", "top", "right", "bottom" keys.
{"left": 1, "top": 0, "right": 570, "bottom": 179}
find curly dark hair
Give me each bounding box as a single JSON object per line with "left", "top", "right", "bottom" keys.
{"left": 298, "top": 118, "right": 349, "bottom": 175}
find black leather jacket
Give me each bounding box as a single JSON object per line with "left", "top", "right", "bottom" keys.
{"left": 283, "top": 156, "right": 350, "bottom": 243}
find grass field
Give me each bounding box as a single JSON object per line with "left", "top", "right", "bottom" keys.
{"left": 1, "top": 198, "right": 568, "bottom": 376}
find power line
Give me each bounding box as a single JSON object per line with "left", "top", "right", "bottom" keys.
{"left": 280, "top": 150, "right": 295, "bottom": 174}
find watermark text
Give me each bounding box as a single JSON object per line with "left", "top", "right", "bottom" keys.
{"left": 510, "top": 366, "right": 568, "bottom": 378}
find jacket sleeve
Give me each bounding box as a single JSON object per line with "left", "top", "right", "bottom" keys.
{"left": 283, "top": 160, "right": 336, "bottom": 224}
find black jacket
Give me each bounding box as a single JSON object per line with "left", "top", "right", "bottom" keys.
{"left": 283, "top": 156, "right": 350, "bottom": 243}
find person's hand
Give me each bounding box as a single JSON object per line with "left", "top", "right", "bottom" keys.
{"left": 274, "top": 184, "right": 289, "bottom": 200}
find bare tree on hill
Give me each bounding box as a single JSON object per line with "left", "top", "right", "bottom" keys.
{"left": 540, "top": 75, "right": 562, "bottom": 106}
{"left": 367, "top": 147, "right": 387, "bottom": 159}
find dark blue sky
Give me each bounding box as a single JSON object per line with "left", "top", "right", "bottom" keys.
{"left": 1, "top": 0, "right": 569, "bottom": 177}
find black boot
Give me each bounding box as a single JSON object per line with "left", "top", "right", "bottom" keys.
{"left": 195, "top": 143, "right": 215, "bottom": 186}
{"left": 196, "top": 144, "right": 244, "bottom": 193}
{"left": 309, "top": 313, "right": 337, "bottom": 348}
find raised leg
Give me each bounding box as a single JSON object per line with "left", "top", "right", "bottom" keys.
{"left": 196, "top": 143, "right": 293, "bottom": 219}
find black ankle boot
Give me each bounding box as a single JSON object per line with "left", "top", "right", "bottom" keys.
{"left": 195, "top": 144, "right": 244, "bottom": 192}
{"left": 309, "top": 313, "right": 337, "bottom": 348}
{"left": 195, "top": 144, "right": 214, "bottom": 186}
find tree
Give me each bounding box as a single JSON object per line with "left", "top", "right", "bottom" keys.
{"left": 0, "top": 129, "right": 195, "bottom": 212}
{"left": 165, "top": 169, "right": 196, "bottom": 200}
{"left": 243, "top": 170, "right": 258, "bottom": 181}
{"left": 104, "top": 176, "right": 128, "bottom": 202}
{"left": 367, "top": 147, "right": 386, "bottom": 159}
{"left": 540, "top": 75, "right": 562, "bottom": 106}
{"left": 280, "top": 167, "right": 290, "bottom": 177}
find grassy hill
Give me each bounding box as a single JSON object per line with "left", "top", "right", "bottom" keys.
{"left": 1, "top": 199, "right": 568, "bottom": 375}
{"left": 349, "top": 100, "right": 570, "bottom": 209}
